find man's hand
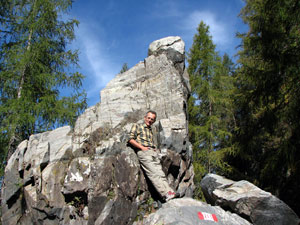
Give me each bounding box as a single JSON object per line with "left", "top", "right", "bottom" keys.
{"left": 141, "top": 146, "right": 150, "bottom": 151}
{"left": 129, "top": 139, "right": 149, "bottom": 151}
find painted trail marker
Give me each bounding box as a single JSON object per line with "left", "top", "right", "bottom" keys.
{"left": 198, "top": 212, "right": 218, "bottom": 222}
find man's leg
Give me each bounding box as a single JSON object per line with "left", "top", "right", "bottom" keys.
{"left": 137, "top": 149, "right": 173, "bottom": 198}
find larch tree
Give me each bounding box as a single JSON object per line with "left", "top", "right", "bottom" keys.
{"left": 228, "top": 0, "right": 300, "bottom": 215}
{"left": 187, "top": 22, "right": 236, "bottom": 199}
{"left": 120, "top": 62, "right": 129, "bottom": 73}
{"left": 0, "top": 0, "right": 87, "bottom": 174}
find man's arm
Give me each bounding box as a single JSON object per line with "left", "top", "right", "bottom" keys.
{"left": 128, "top": 139, "right": 149, "bottom": 151}
{"left": 128, "top": 124, "right": 150, "bottom": 151}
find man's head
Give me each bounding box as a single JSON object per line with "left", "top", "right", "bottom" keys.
{"left": 144, "top": 110, "right": 157, "bottom": 127}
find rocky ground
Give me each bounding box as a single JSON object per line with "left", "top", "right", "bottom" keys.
{"left": 1, "top": 36, "right": 299, "bottom": 225}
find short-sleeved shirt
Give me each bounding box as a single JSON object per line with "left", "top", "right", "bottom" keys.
{"left": 129, "top": 123, "right": 156, "bottom": 148}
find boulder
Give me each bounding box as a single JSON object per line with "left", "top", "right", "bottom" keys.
{"left": 1, "top": 36, "right": 194, "bottom": 225}
{"left": 148, "top": 36, "right": 186, "bottom": 73}
{"left": 200, "top": 173, "right": 300, "bottom": 225}
{"left": 139, "top": 198, "right": 252, "bottom": 225}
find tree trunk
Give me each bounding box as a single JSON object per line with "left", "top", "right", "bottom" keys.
{"left": 6, "top": 29, "right": 33, "bottom": 161}
{"left": 208, "top": 100, "right": 213, "bottom": 173}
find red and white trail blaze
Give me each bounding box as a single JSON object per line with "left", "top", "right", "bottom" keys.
{"left": 198, "top": 212, "right": 218, "bottom": 222}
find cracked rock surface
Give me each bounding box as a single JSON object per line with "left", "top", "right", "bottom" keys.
{"left": 200, "top": 174, "right": 300, "bottom": 225}
{"left": 1, "top": 36, "right": 194, "bottom": 225}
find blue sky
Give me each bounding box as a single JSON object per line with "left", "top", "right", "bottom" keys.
{"left": 69, "top": 0, "right": 248, "bottom": 107}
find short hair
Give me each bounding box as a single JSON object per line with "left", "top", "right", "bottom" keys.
{"left": 145, "top": 110, "right": 157, "bottom": 117}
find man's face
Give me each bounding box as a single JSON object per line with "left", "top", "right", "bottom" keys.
{"left": 144, "top": 112, "right": 156, "bottom": 127}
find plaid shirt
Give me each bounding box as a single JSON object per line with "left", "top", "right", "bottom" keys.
{"left": 129, "top": 123, "right": 156, "bottom": 148}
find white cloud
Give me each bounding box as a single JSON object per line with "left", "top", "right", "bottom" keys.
{"left": 182, "top": 10, "right": 233, "bottom": 51}
{"left": 74, "top": 22, "right": 119, "bottom": 100}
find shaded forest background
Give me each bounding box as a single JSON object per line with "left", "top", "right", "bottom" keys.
{"left": 1, "top": 0, "right": 299, "bottom": 218}
{"left": 188, "top": 0, "right": 300, "bottom": 217}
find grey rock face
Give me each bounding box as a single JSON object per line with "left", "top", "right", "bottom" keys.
{"left": 1, "top": 36, "right": 194, "bottom": 225}
{"left": 140, "top": 198, "right": 252, "bottom": 225}
{"left": 148, "top": 36, "right": 186, "bottom": 73}
{"left": 200, "top": 173, "right": 300, "bottom": 225}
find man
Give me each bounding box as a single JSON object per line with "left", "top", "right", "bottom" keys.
{"left": 128, "top": 110, "right": 177, "bottom": 202}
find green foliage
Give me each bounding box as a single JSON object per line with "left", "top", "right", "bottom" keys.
{"left": 228, "top": 0, "right": 300, "bottom": 215}
{"left": 107, "top": 189, "right": 116, "bottom": 200}
{"left": 135, "top": 197, "right": 156, "bottom": 222}
{"left": 187, "top": 22, "right": 236, "bottom": 199}
{"left": 67, "top": 195, "right": 86, "bottom": 218}
{"left": 0, "top": 0, "right": 87, "bottom": 171}
{"left": 120, "top": 62, "right": 129, "bottom": 73}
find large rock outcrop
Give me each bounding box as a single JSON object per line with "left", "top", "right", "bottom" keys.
{"left": 141, "top": 174, "right": 300, "bottom": 225}
{"left": 1, "top": 36, "right": 194, "bottom": 225}
{"left": 139, "top": 198, "right": 252, "bottom": 225}
{"left": 200, "top": 174, "right": 300, "bottom": 225}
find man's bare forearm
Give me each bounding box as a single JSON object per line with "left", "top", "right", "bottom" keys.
{"left": 129, "top": 139, "right": 149, "bottom": 151}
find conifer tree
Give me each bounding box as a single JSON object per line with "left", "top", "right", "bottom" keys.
{"left": 120, "top": 63, "right": 129, "bottom": 73}
{"left": 0, "top": 0, "right": 87, "bottom": 172}
{"left": 229, "top": 0, "right": 300, "bottom": 215}
{"left": 187, "top": 22, "right": 236, "bottom": 198}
